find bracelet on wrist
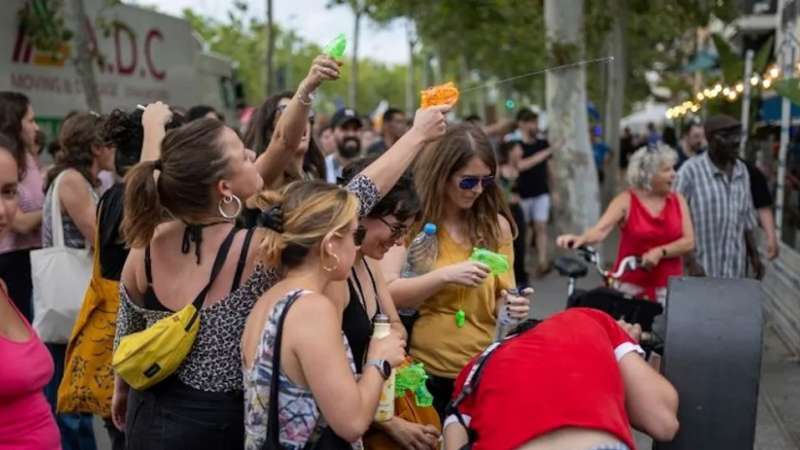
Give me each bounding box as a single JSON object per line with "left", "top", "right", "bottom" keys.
{"left": 661, "top": 248, "right": 667, "bottom": 257}
{"left": 296, "top": 88, "right": 315, "bottom": 106}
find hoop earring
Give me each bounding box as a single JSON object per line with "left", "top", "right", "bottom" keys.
{"left": 218, "top": 194, "right": 242, "bottom": 220}
{"left": 322, "top": 252, "right": 340, "bottom": 272}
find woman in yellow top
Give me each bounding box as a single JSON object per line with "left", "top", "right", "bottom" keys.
{"left": 383, "top": 124, "right": 531, "bottom": 417}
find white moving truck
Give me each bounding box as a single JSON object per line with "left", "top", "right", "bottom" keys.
{"left": 0, "top": 0, "right": 241, "bottom": 136}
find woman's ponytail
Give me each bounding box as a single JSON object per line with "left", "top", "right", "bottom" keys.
{"left": 122, "top": 160, "right": 163, "bottom": 248}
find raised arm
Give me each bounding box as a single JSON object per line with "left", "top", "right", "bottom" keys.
{"left": 359, "top": 106, "right": 449, "bottom": 197}
{"left": 255, "top": 55, "right": 341, "bottom": 185}
{"left": 139, "top": 102, "right": 173, "bottom": 162}
{"left": 482, "top": 119, "right": 516, "bottom": 139}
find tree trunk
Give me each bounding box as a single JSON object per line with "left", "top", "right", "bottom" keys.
{"left": 349, "top": 8, "right": 361, "bottom": 108}
{"left": 601, "top": 0, "right": 626, "bottom": 263}
{"left": 68, "top": 0, "right": 101, "bottom": 112}
{"left": 545, "top": 0, "right": 600, "bottom": 236}
{"left": 405, "top": 20, "right": 415, "bottom": 114}
{"left": 265, "top": 0, "right": 275, "bottom": 96}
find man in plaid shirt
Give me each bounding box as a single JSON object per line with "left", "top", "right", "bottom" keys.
{"left": 674, "top": 115, "right": 763, "bottom": 279}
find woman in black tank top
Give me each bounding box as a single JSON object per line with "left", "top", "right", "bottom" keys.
{"left": 334, "top": 157, "right": 441, "bottom": 449}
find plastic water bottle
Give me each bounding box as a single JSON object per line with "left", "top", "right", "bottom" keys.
{"left": 403, "top": 223, "right": 438, "bottom": 277}
{"left": 372, "top": 314, "right": 395, "bottom": 422}
{"left": 399, "top": 223, "right": 438, "bottom": 320}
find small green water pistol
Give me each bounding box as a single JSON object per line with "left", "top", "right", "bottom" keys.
{"left": 469, "top": 247, "right": 509, "bottom": 275}
{"left": 324, "top": 33, "right": 347, "bottom": 59}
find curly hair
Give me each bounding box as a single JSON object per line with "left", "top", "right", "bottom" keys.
{"left": 626, "top": 143, "right": 678, "bottom": 191}
{"left": 45, "top": 113, "right": 106, "bottom": 191}
{"left": 102, "top": 108, "right": 185, "bottom": 177}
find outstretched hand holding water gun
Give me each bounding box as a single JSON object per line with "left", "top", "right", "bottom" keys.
{"left": 420, "top": 82, "right": 460, "bottom": 108}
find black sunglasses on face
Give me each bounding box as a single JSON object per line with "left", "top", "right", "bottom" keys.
{"left": 459, "top": 176, "right": 495, "bottom": 190}
{"left": 377, "top": 217, "right": 408, "bottom": 240}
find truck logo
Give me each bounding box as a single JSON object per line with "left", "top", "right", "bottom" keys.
{"left": 11, "top": 13, "right": 166, "bottom": 81}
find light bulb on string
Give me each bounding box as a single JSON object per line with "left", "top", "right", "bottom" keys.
{"left": 768, "top": 65, "right": 780, "bottom": 79}
{"left": 735, "top": 82, "right": 744, "bottom": 93}
{"left": 750, "top": 75, "right": 760, "bottom": 86}
{"left": 763, "top": 78, "right": 772, "bottom": 89}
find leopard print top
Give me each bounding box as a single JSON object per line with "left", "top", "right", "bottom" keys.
{"left": 113, "top": 175, "right": 380, "bottom": 392}
{"left": 114, "top": 265, "right": 278, "bottom": 392}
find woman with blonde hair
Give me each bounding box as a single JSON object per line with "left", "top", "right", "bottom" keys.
{"left": 242, "top": 181, "right": 406, "bottom": 449}
{"left": 383, "top": 124, "right": 531, "bottom": 416}
{"left": 557, "top": 143, "right": 695, "bottom": 304}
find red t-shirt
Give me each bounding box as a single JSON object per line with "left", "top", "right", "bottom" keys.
{"left": 449, "top": 308, "right": 643, "bottom": 450}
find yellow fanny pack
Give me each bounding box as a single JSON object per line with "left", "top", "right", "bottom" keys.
{"left": 112, "top": 228, "right": 238, "bottom": 390}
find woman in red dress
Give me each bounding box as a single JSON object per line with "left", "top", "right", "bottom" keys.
{"left": 557, "top": 144, "right": 695, "bottom": 304}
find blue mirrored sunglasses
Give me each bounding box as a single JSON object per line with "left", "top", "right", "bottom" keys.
{"left": 459, "top": 176, "right": 495, "bottom": 190}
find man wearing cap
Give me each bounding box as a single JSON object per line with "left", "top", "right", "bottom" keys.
{"left": 325, "top": 107, "right": 363, "bottom": 184}
{"left": 674, "top": 114, "right": 762, "bottom": 279}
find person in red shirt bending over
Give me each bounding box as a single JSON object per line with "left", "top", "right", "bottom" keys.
{"left": 442, "top": 308, "right": 679, "bottom": 450}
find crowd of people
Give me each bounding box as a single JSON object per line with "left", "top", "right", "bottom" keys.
{"left": 0, "top": 50, "right": 774, "bottom": 450}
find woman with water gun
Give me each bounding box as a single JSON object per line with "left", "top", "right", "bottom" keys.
{"left": 383, "top": 123, "right": 531, "bottom": 418}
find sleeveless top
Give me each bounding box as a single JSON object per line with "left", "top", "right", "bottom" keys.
{"left": 0, "top": 154, "right": 44, "bottom": 253}
{"left": 0, "top": 290, "right": 59, "bottom": 450}
{"left": 341, "top": 259, "right": 381, "bottom": 373}
{"left": 114, "top": 228, "right": 278, "bottom": 393}
{"left": 243, "top": 289, "right": 362, "bottom": 450}
{"left": 614, "top": 191, "right": 684, "bottom": 300}
{"left": 41, "top": 171, "right": 98, "bottom": 249}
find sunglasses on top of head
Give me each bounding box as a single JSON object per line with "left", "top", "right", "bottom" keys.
{"left": 458, "top": 176, "right": 495, "bottom": 190}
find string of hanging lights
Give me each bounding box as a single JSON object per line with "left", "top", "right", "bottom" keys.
{"left": 665, "top": 64, "right": 785, "bottom": 119}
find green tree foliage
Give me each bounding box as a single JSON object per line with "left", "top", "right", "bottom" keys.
{"left": 183, "top": 4, "right": 407, "bottom": 114}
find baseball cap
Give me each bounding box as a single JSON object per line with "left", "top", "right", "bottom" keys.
{"left": 331, "top": 108, "right": 362, "bottom": 129}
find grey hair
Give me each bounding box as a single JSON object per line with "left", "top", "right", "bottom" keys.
{"left": 626, "top": 144, "right": 678, "bottom": 190}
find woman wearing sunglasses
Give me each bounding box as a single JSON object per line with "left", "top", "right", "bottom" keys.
{"left": 333, "top": 157, "right": 443, "bottom": 449}
{"left": 383, "top": 124, "right": 531, "bottom": 417}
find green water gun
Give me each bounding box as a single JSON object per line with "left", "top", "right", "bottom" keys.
{"left": 469, "top": 247, "right": 509, "bottom": 276}
{"left": 395, "top": 362, "right": 434, "bottom": 407}
{"left": 323, "top": 33, "right": 347, "bottom": 60}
